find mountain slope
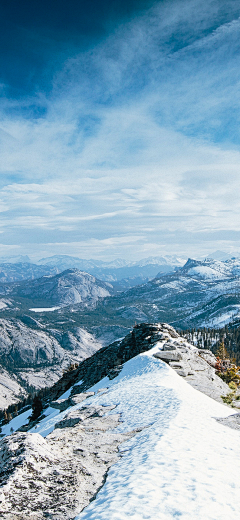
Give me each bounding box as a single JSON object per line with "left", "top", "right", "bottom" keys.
{"left": 0, "top": 318, "right": 104, "bottom": 409}
{"left": 0, "top": 263, "right": 60, "bottom": 283}
{"left": 0, "top": 269, "right": 114, "bottom": 308}
{"left": 0, "top": 324, "right": 239, "bottom": 520}
{"left": 88, "top": 257, "right": 240, "bottom": 329}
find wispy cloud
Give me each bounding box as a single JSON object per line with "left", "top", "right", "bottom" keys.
{"left": 1, "top": 0, "right": 240, "bottom": 259}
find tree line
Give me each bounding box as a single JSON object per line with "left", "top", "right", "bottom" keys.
{"left": 179, "top": 325, "right": 240, "bottom": 364}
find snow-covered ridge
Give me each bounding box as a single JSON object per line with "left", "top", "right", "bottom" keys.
{"left": 0, "top": 323, "right": 239, "bottom": 520}
{"left": 181, "top": 257, "right": 240, "bottom": 279}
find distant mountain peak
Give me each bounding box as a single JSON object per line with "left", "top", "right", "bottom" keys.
{"left": 206, "top": 250, "right": 239, "bottom": 261}
{"left": 0, "top": 255, "right": 32, "bottom": 264}
{"left": 182, "top": 258, "right": 200, "bottom": 269}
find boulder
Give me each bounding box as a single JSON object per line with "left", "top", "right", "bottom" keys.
{"left": 232, "top": 400, "right": 240, "bottom": 409}
{"left": 163, "top": 344, "right": 177, "bottom": 351}
{"left": 153, "top": 351, "right": 182, "bottom": 362}
{"left": 176, "top": 369, "right": 188, "bottom": 377}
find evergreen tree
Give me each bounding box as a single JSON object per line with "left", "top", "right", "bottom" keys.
{"left": 31, "top": 395, "right": 43, "bottom": 421}
{"left": 216, "top": 341, "right": 229, "bottom": 360}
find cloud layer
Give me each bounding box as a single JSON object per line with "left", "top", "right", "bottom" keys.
{"left": 1, "top": 0, "right": 240, "bottom": 260}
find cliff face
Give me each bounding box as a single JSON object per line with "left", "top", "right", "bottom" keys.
{"left": 0, "top": 319, "right": 103, "bottom": 410}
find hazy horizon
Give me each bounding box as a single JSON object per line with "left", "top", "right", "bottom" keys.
{"left": 0, "top": 249, "right": 239, "bottom": 264}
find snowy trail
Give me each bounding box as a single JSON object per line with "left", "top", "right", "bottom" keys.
{"left": 74, "top": 348, "right": 240, "bottom": 520}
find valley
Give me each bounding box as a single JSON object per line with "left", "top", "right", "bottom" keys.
{"left": 1, "top": 254, "right": 240, "bottom": 411}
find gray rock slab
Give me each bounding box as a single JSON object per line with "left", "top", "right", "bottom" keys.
{"left": 216, "top": 413, "right": 240, "bottom": 430}
{"left": 163, "top": 344, "right": 177, "bottom": 351}
{"left": 0, "top": 404, "right": 134, "bottom": 520}
{"left": 153, "top": 351, "right": 182, "bottom": 361}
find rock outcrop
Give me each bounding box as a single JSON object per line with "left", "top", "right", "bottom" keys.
{"left": 0, "top": 405, "right": 133, "bottom": 520}
{"left": 0, "top": 322, "right": 234, "bottom": 520}
{"left": 154, "top": 339, "right": 228, "bottom": 402}
{"left": 0, "top": 319, "right": 103, "bottom": 410}
{"left": 40, "top": 322, "right": 229, "bottom": 407}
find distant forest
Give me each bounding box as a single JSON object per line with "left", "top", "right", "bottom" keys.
{"left": 180, "top": 324, "right": 240, "bottom": 365}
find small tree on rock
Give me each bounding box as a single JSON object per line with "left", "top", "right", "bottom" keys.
{"left": 216, "top": 341, "right": 229, "bottom": 361}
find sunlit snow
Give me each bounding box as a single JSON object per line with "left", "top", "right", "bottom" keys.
{"left": 4, "top": 345, "right": 240, "bottom": 519}
{"left": 76, "top": 349, "right": 240, "bottom": 520}
{"left": 187, "top": 265, "right": 226, "bottom": 279}
{"left": 29, "top": 307, "right": 61, "bottom": 312}
{"left": 1, "top": 408, "right": 32, "bottom": 436}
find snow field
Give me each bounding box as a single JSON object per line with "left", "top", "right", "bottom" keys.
{"left": 29, "top": 307, "right": 61, "bottom": 312}
{"left": 74, "top": 348, "right": 240, "bottom": 520}
{"left": 3, "top": 343, "right": 240, "bottom": 519}
{"left": 1, "top": 407, "right": 32, "bottom": 436}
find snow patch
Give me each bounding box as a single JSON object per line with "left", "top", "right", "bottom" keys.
{"left": 1, "top": 408, "right": 32, "bottom": 436}
{"left": 29, "top": 306, "right": 61, "bottom": 312}
{"left": 187, "top": 265, "right": 226, "bottom": 279}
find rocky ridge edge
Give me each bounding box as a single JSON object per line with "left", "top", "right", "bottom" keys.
{"left": 0, "top": 322, "right": 235, "bottom": 520}
{"left": 35, "top": 322, "right": 230, "bottom": 411}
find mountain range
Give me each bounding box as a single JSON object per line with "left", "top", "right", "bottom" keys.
{"left": 1, "top": 256, "right": 240, "bottom": 410}
{"left": 19, "top": 256, "right": 240, "bottom": 331}
{"left": 0, "top": 254, "right": 186, "bottom": 287}
{"left": 90, "top": 257, "right": 240, "bottom": 329}
{"left": 0, "top": 269, "right": 113, "bottom": 308}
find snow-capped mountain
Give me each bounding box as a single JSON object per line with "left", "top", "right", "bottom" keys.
{"left": 37, "top": 254, "right": 186, "bottom": 270}
{"left": 86, "top": 257, "right": 240, "bottom": 330}
{"left": 36, "top": 254, "right": 186, "bottom": 284}
{"left": 0, "top": 255, "right": 186, "bottom": 287}
{"left": 132, "top": 254, "right": 186, "bottom": 267}
{"left": 37, "top": 255, "right": 109, "bottom": 270}
{"left": 1, "top": 323, "right": 239, "bottom": 520}
{"left": 205, "top": 250, "right": 240, "bottom": 261}
{"left": 0, "top": 269, "right": 113, "bottom": 308}
{"left": 182, "top": 257, "right": 240, "bottom": 278}
{"left": 0, "top": 255, "right": 32, "bottom": 264}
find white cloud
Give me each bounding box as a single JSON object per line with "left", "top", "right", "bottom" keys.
{"left": 1, "top": 0, "right": 240, "bottom": 259}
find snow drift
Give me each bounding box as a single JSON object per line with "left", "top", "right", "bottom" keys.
{"left": 1, "top": 328, "right": 240, "bottom": 520}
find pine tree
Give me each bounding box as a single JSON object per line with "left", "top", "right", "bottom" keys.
{"left": 31, "top": 395, "right": 43, "bottom": 421}
{"left": 216, "top": 341, "right": 229, "bottom": 360}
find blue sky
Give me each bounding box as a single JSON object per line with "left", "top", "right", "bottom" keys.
{"left": 1, "top": 0, "right": 240, "bottom": 260}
